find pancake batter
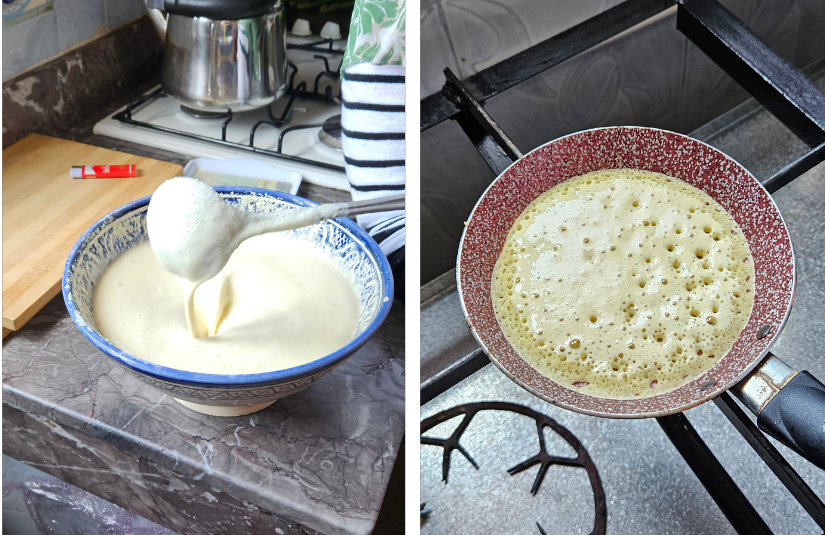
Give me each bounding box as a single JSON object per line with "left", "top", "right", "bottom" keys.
{"left": 93, "top": 234, "right": 359, "bottom": 375}
{"left": 492, "top": 169, "right": 755, "bottom": 398}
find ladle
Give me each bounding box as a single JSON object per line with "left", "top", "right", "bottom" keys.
{"left": 147, "top": 177, "right": 405, "bottom": 284}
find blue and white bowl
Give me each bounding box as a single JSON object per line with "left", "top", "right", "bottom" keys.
{"left": 63, "top": 187, "right": 394, "bottom": 416}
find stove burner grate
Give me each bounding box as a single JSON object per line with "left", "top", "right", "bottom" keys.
{"left": 111, "top": 55, "right": 345, "bottom": 173}
{"left": 421, "top": 402, "right": 607, "bottom": 535}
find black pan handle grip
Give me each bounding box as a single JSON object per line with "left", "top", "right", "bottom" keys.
{"left": 757, "top": 371, "right": 825, "bottom": 470}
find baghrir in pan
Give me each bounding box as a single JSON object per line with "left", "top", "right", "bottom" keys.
{"left": 492, "top": 169, "right": 755, "bottom": 399}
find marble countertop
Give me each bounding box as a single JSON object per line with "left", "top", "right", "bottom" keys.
{"left": 2, "top": 79, "right": 405, "bottom": 535}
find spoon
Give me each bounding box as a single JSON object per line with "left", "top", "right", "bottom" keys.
{"left": 146, "top": 177, "right": 405, "bottom": 284}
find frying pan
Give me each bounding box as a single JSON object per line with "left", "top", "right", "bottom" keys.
{"left": 457, "top": 126, "right": 825, "bottom": 469}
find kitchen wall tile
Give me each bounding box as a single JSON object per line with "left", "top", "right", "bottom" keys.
{"left": 3, "top": 17, "right": 161, "bottom": 148}
{"left": 106, "top": 0, "right": 144, "bottom": 29}
{"left": 421, "top": 0, "right": 462, "bottom": 97}
{"left": 420, "top": 0, "right": 630, "bottom": 96}
{"left": 420, "top": 118, "right": 497, "bottom": 282}
{"left": 792, "top": 0, "right": 825, "bottom": 69}
{"left": 53, "top": 0, "right": 107, "bottom": 51}
{"left": 485, "top": 10, "right": 686, "bottom": 162}
{"left": 2, "top": 9, "right": 59, "bottom": 80}
{"left": 436, "top": 0, "right": 627, "bottom": 83}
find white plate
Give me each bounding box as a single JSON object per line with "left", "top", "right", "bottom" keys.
{"left": 182, "top": 157, "right": 302, "bottom": 195}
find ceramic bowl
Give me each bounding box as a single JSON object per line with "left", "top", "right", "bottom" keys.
{"left": 63, "top": 187, "right": 394, "bottom": 416}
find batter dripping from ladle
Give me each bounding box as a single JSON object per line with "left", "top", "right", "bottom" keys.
{"left": 146, "top": 178, "right": 344, "bottom": 338}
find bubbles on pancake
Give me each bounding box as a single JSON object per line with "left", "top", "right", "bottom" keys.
{"left": 491, "top": 169, "right": 755, "bottom": 399}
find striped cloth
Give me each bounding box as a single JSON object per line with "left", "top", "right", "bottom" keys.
{"left": 341, "top": 62, "right": 405, "bottom": 258}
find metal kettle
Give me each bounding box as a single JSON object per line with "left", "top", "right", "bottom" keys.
{"left": 145, "top": 0, "right": 288, "bottom": 113}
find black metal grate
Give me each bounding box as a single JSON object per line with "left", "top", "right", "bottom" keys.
{"left": 420, "top": 1, "right": 825, "bottom": 533}
{"left": 112, "top": 40, "right": 345, "bottom": 173}
{"left": 421, "top": 402, "right": 607, "bottom": 535}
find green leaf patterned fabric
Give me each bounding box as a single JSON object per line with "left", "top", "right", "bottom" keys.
{"left": 342, "top": 0, "right": 405, "bottom": 68}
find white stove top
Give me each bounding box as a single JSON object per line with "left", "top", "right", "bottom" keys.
{"left": 94, "top": 35, "right": 348, "bottom": 190}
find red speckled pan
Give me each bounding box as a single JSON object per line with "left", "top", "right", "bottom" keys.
{"left": 457, "top": 127, "right": 795, "bottom": 418}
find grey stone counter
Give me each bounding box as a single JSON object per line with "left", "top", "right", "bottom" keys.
{"left": 4, "top": 295, "right": 404, "bottom": 535}
{"left": 2, "top": 34, "right": 404, "bottom": 534}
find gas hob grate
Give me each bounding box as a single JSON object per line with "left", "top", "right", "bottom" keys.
{"left": 112, "top": 39, "right": 346, "bottom": 173}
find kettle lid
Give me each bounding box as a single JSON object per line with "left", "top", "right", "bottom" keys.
{"left": 162, "top": 0, "right": 279, "bottom": 20}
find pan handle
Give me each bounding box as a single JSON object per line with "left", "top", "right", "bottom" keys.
{"left": 731, "top": 353, "right": 825, "bottom": 470}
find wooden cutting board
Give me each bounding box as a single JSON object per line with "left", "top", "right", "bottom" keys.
{"left": 3, "top": 134, "right": 183, "bottom": 332}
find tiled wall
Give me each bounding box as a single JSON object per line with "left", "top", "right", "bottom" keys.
{"left": 2, "top": 17, "right": 162, "bottom": 149}
{"left": 421, "top": 0, "right": 627, "bottom": 96}
{"left": 420, "top": 0, "right": 825, "bottom": 283}
{"left": 2, "top": 0, "right": 145, "bottom": 81}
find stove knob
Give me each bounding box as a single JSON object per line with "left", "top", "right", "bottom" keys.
{"left": 292, "top": 19, "right": 311, "bottom": 37}
{"left": 320, "top": 22, "right": 341, "bottom": 40}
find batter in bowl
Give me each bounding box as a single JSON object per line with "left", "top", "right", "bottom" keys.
{"left": 93, "top": 233, "right": 359, "bottom": 375}
{"left": 491, "top": 169, "right": 755, "bottom": 398}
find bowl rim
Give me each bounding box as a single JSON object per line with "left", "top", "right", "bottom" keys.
{"left": 63, "top": 186, "right": 394, "bottom": 389}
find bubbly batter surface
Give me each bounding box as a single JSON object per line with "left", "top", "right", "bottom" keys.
{"left": 94, "top": 235, "right": 359, "bottom": 375}
{"left": 492, "top": 169, "right": 755, "bottom": 398}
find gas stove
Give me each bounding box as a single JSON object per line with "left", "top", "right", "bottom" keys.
{"left": 420, "top": 1, "right": 825, "bottom": 534}
{"left": 94, "top": 35, "right": 348, "bottom": 190}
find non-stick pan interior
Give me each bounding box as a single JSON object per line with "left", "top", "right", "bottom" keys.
{"left": 457, "top": 126, "right": 795, "bottom": 418}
